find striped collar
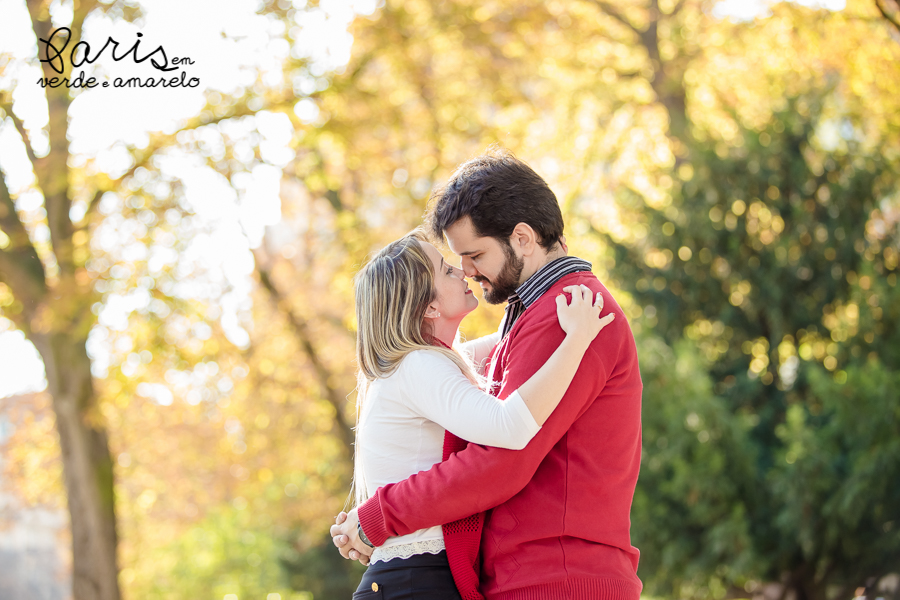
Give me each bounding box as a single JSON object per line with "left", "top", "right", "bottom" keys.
{"left": 500, "top": 256, "right": 592, "bottom": 338}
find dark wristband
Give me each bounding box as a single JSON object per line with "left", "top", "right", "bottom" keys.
{"left": 358, "top": 520, "right": 375, "bottom": 548}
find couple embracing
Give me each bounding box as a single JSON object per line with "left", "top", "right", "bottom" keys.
{"left": 330, "top": 148, "right": 643, "bottom": 600}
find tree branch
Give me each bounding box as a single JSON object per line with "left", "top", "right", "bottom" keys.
{"left": 876, "top": 0, "right": 900, "bottom": 36}
{"left": 583, "top": 0, "right": 644, "bottom": 36}
{"left": 0, "top": 98, "right": 38, "bottom": 166}
{"left": 26, "top": 0, "right": 75, "bottom": 277}
{"left": 0, "top": 167, "right": 47, "bottom": 324}
{"left": 252, "top": 249, "right": 355, "bottom": 457}
{"left": 669, "top": 0, "right": 688, "bottom": 17}
{"left": 72, "top": 0, "right": 98, "bottom": 34}
{"left": 75, "top": 93, "right": 295, "bottom": 229}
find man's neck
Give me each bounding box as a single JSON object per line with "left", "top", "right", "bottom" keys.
{"left": 519, "top": 245, "right": 568, "bottom": 286}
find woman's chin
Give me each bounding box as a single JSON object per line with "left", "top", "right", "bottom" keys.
{"left": 461, "top": 300, "right": 479, "bottom": 317}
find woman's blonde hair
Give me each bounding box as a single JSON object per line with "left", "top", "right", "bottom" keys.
{"left": 351, "top": 229, "right": 478, "bottom": 506}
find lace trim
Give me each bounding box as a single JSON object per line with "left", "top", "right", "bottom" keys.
{"left": 370, "top": 538, "right": 445, "bottom": 564}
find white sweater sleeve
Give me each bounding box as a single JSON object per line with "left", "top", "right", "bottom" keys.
{"left": 400, "top": 350, "right": 540, "bottom": 450}
{"left": 458, "top": 332, "right": 501, "bottom": 376}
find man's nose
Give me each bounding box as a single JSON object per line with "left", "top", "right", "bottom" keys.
{"left": 460, "top": 257, "right": 478, "bottom": 278}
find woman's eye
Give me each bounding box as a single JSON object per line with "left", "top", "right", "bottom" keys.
{"left": 446, "top": 266, "right": 454, "bottom": 275}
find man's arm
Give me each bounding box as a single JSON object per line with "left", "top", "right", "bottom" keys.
{"left": 337, "top": 307, "right": 621, "bottom": 551}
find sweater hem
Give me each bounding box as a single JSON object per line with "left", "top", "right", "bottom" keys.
{"left": 490, "top": 578, "right": 642, "bottom": 600}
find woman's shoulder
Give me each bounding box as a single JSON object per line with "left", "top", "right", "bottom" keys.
{"left": 383, "top": 349, "right": 464, "bottom": 409}
{"left": 399, "top": 347, "right": 455, "bottom": 369}
{"left": 394, "top": 348, "right": 464, "bottom": 385}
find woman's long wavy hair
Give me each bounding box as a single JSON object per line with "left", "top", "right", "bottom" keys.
{"left": 351, "top": 229, "right": 478, "bottom": 507}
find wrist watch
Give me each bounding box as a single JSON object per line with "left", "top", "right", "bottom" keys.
{"left": 357, "top": 520, "right": 375, "bottom": 548}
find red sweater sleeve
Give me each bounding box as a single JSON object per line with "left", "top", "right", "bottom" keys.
{"left": 357, "top": 302, "right": 620, "bottom": 546}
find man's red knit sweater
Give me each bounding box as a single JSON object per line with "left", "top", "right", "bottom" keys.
{"left": 357, "top": 272, "right": 643, "bottom": 600}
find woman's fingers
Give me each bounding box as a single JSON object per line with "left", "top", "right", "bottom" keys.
{"left": 561, "top": 286, "right": 602, "bottom": 305}
{"left": 597, "top": 313, "right": 616, "bottom": 330}
{"left": 560, "top": 286, "right": 611, "bottom": 322}
{"left": 560, "top": 286, "right": 605, "bottom": 315}
{"left": 561, "top": 285, "right": 590, "bottom": 304}
{"left": 555, "top": 292, "right": 568, "bottom": 311}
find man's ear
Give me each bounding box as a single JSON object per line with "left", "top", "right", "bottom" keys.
{"left": 510, "top": 222, "right": 539, "bottom": 257}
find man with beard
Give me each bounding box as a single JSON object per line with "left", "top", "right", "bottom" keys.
{"left": 332, "top": 148, "right": 644, "bottom": 600}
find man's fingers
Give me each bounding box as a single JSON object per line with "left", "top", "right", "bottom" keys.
{"left": 337, "top": 542, "right": 353, "bottom": 559}
{"left": 332, "top": 534, "right": 349, "bottom": 548}
{"left": 330, "top": 522, "right": 351, "bottom": 538}
{"left": 335, "top": 511, "right": 348, "bottom": 525}
{"left": 349, "top": 549, "right": 360, "bottom": 561}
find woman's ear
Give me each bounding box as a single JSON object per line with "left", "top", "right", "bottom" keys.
{"left": 423, "top": 302, "right": 441, "bottom": 320}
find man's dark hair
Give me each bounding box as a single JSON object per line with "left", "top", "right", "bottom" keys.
{"left": 427, "top": 147, "right": 564, "bottom": 251}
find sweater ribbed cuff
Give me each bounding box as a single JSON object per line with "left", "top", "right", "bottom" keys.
{"left": 357, "top": 493, "right": 390, "bottom": 547}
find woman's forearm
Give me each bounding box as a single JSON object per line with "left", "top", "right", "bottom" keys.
{"left": 516, "top": 333, "right": 593, "bottom": 425}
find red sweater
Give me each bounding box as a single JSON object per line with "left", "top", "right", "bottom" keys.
{"left": 358, "top": 272, "right": 643, "bottom": 600}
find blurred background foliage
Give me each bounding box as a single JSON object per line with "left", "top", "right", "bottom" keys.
{"left": 1, "top": 0, "right": 899, "bottom": 599}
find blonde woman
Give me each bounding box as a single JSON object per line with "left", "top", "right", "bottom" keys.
{"left": 347, "top": 230, "right": 614, "bottom": 600}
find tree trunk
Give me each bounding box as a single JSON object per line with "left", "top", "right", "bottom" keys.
{"left": 31, "top": 331, "right": 120, "bottom": 600}
{"left": 17, "top": 2, "right": 122, "bottom": 597}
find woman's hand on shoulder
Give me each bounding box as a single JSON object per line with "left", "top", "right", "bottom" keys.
{"left": 555, "top": 284, "right": 615, "bottom": 345}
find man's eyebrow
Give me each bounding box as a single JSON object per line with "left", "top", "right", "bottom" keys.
{"left": 457, "top": 250, "right": 478, "bottom": 256}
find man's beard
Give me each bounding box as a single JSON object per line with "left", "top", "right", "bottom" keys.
{"left": 475, "top": 241, "right": 524, "bottom": 305}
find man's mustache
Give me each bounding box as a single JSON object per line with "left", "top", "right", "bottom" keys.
{"left": 472, "top": 276, "right": 490, "bottom": 284}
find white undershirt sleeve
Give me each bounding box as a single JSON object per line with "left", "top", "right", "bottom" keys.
{"left": 400, "top": 350, "right": 540, "bottom": 450}
{"left": 458, "top": 331, "right": 501, "bottom": 376}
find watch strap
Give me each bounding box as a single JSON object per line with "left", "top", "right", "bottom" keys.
{"left": 358, "top": 520, "right": 375, "bottom": 548}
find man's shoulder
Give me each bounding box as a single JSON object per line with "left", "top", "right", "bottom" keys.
{"left": 526, "top": 271, "right": 615, "bottom": 315}
{"left": 513, "top": 271, "right": 634, "bottom": 357}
